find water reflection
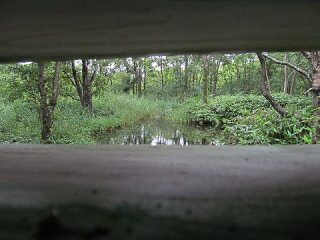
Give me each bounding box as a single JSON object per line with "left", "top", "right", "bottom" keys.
{"left": 95, "top": 121, "right": 221, "bottom": 146}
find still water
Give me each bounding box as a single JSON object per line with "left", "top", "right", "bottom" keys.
{"left": 95, "top": 121, "right": 222, "bottom": 146}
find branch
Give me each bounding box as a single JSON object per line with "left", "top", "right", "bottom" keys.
{"left": 62, "top": 69, "right": 77, "bottom": 89}
{"left": 262, "top": 53, "right": 310, "bottom": 81}
{"left": 257, "top": 52, "right": 287, "bottom": 117}
{"left": 304, "top": 88, "right": 313, "bottom": 95}
{"left": 65, "top": 93, "right": 81, "bottom": 102}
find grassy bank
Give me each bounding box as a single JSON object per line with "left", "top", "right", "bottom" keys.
{"left": 0, "top": 94, "right": 169, "bottom": 144}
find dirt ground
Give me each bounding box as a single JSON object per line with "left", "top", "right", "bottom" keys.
{"left": 1, "top": 144, "right": 320, "bottom": 239}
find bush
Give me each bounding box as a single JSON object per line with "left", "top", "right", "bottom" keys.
{"left": 0, "top": 100, "right": 41, "bottom": 143}
{"left": 183, "top": 94, "right": 315, "bottom": 145}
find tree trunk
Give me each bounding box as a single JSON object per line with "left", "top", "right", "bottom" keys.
{"left": 38, "top": 62, "right": 61, "bottom": 143}
{"left": 211, "top": 56, "right": 221, "bottom": 96}
{"left": 160, "top": 56, "right": 164, "bottom": 90}
{"left": 82, "top": 60, "right": 93, "bottom": 112}
{"left": 289, "top": 71, "right": 296, "bottom": 95}
{"left": 137, "top": 61, "right": 142, "bottom": 98}
{"left": 184, "top": 55, "right": 189, "bottom": 94}
{"left": 310, "top": 52, "right": 320, "bottom": 143}
{"left": 71, "top": 61, "right": 84, "bottom": 104}
{"left": 38, "top": 63, "right": 51, "bottom": 142}
{"left": 202, "top": 55, "right": 209, "bottom": 104}
{"left": 133, "top": 58, "right": 142, "bottom": 97}
{"left": 143, "top": 60, "right": 147, "bottom": 97}
{"left": 70, "top": 60, "right": 96, "bottom": 113}
{"left": 283, "top": 53, "right": 289, "bottom": 94}
{"left": 257, "top": 53, "right": 287, "bottom": 117}
{"left": 50, "top": 62, "right": 61, "bottom": 110}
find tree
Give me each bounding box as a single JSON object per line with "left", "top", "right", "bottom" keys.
{"left": 38, "top": 62, "right": 61, "bottom": 142}
{"left": 210, "top": 54, "right": 222, "bottom": 96}
{"left": 133, "top": 58, "right": 143, "bottom": 98}
{"left": 257, "top": 53, "right": 287, "bottom": 117}
{"left": 68, "top": 60, "right": 97, "bottom": 113}
{"left": 261, "top": 51, "right": 320, "bottom": 142}
{"left": 202, "top": 55, "right": 209, "bottom": 104}
{"left": 304, "top": 51, "right": 320, "bottom": 143}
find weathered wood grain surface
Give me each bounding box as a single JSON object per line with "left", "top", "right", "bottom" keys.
{"left": 1, "top": 0, "right": 320, "bottom": 62}
{"left": 1, "top": 144, "right": 320, "bottom": 239}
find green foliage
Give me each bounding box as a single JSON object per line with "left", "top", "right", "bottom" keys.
{"left": 0, "top": 52, "right": 318, "bottom": 145}
{"left": 0, "top": 100, "right": 41, "bottom": 143}
{"left": 184, "top": 94, "right": 315, "bottom": 145}
{"left": 0, "top": 93, "right": 165, "bottom": 144}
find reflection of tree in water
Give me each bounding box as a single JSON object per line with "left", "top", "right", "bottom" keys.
{"left": 96, "top": 121, "right": 218, "bottom": 146}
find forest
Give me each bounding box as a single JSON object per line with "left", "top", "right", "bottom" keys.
{"left": 0, "top": 51, "right": 319, "bottom": 145}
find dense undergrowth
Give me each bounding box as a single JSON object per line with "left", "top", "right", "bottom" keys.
{"left": 185, "top": 94, "right": 316, "bottom": 144}
{"left": 0, "top": 93, "right": 317, "bottom": 145}
{"left": 0, "top": 94, "right": 169, "bottom": 144}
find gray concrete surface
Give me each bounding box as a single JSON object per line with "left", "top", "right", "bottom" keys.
{"left": 1, "top": 1, "right": 320, "bottom": 62}
{"left": 1, "top": 144, "right": 320, "bottom": 217}
{"left": 1, "top": 144, "right": 320, "bottom": 239}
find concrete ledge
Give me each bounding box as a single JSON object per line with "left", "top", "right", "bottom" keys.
{"left": 1, "top": 144, "right": 320, "bottom": 239}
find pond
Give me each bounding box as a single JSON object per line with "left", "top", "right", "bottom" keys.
{"left": 95, "top": 120, "right": 222, "bottom": 146}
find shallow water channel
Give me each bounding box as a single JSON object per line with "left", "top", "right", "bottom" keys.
{"left": 95, "top": 120, "right": 221, "bottom": 146}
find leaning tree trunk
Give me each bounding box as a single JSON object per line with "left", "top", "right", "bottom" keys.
{"left": 257, "top": 53, "right": 287, "bottom": 117}
{"left": 38, "top": 62, "right": 61, "bottom": 143}
{"left": 71, "top": 61, "right": 84, "bottom": 104}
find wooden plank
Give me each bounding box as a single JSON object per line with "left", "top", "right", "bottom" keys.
{"left": 1, "top": 0, "right": 320, "bottom": 62}
{"left": 1, "top": 144, "right": 320, "bottom": 239}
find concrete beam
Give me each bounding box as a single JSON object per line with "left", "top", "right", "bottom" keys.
{"left": 1, "top": 144, "right": 320, "bottom": 239}
{"left": 1, "top": 0, "right": 320, "bottom": 62}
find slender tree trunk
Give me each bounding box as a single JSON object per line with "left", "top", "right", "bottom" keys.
{"left": 71, "top": 61, "right": 84, "bottom": 104}
{"left": 202, "top": 55, "right": 209, "bottom": 104}
{"left": 257, "top": 53, "right": 287, "bottom": 117}
{"left": 137, "top": 60, "right": 142, "bottom": 98}
{"left": 283, "top": 53, "right": 289, "bottom": 94}
{"left": 266, "top": 64, "right": 272, "bottom": 94}
{"left": 184, "top": 55, "right": 189, "bottom": 94}
{"left": 133, "top": 58, "right": 142, "bottom": 97}
{"left": 289, "top": 71, "right": 296, "bottom": 95}
{"left": 160, "top": 56, "right": 164, "bottom": 90}
{"left": 143, "top": 60, "right": 147, "bottom": 97}
{"left": 211, "top": 57, "right": 221, "bottom": 96}
{"left": 212, "top": 75, "right": 218, "bottom": 96}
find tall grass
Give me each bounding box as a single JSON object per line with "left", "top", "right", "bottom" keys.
{"left": 0, "top": 100, "right": 41, "bottom": 143}
{"left": 0, "top": 93, "right": 168, "bottom": 144}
